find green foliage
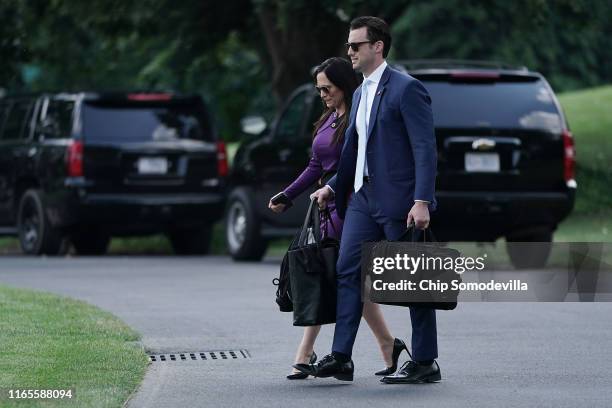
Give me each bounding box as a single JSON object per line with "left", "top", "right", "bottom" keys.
{"left": 0, "top": 1, "right": 30, "bottom": 87}
{"left": 0, "top": 0, "right": 265, "bottom": 140}
{"left": 1, "top": 0, "right": 610, "bottom": 141}
{"left": 392, "top": 0, "right": 611, "bottom": 92}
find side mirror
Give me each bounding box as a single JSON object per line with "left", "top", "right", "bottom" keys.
{"left": 240, "top": 116, "right": 267, "bottom": 136}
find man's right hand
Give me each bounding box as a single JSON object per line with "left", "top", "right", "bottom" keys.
{"left": 310, "top": 185, "right": 334, "bottom": 209}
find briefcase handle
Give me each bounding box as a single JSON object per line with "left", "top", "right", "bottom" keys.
{"left": 397, "top": 223, "right": 437, "bottom": 243}
{"left": 297, "top": 198, "right": 322, "bottom": 246}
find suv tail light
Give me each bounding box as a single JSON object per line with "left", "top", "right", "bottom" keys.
{"left": 66, "top": 140, "right": 84, "bottom": 177}
{"left": 216, "top": 141, "right": 228, "bottom": 177}
{"left": 562, "top": 130, "right": 576, "bottom": 183}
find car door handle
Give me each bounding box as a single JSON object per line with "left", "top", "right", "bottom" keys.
{"left": 13, "top": 147, "right": 37, "bottom": 158}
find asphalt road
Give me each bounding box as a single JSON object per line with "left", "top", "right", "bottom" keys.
{"left": 1, "top": 256, "right": 611, "bottom": 408}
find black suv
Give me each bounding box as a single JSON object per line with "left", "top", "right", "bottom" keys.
{"left": 226, "top": 60, "right": 576, "bottom": 266}
{"left": 0, "top": 92, "right": 227, "bottom": 255}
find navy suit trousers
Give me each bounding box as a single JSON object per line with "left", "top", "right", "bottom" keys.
{"left": 331, "top": 182, "right": 438, "bottom": 361}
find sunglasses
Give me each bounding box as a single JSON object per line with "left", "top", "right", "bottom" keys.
{"left": 315, "top": 85, "right": 332, "bottom": 95}
{"left": 345, "top": 40, "right": 372, "bottom": 52}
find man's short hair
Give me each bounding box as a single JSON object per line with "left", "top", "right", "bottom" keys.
{"left": 350, "top": 16, "right": 392, "bottom": 58}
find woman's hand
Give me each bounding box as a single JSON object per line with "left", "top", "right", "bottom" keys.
{"left": 268, "top": 200, "right": 286, "bottom": 213}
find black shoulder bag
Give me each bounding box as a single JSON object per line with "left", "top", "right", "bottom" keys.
{"left": 287, "top": 198, "right": 339, "bottom": 326}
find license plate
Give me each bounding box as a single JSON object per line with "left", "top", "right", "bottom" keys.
{"left": 465, "top": 153, "right": 500, "bottom": 172}
{"left": 137, "top": 157, "right": 168, "bottom": 174}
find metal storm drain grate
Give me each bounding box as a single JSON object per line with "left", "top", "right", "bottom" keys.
{"left": 148, "top": 349, "right": 250, "bottom": 362}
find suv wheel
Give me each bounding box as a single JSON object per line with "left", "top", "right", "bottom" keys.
{"left": 167, "top": 225, "right": 213, "bottom": 255}
{"left": 71, "top": 229, "right": 110, "bottom": 255}
{"left": 225, "top": 187, "right": 268, "bottom": 261}
{"left": 17, "top": 189, "right": 68, "bottom": 255}
{"left": 506, "top": 227, "right": 553, "bottom": 269}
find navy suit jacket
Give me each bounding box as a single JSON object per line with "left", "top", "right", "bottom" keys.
{"left": 329, "top": 65, "right": 437, "bottom": 220}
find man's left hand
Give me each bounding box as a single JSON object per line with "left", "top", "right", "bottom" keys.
{"left": 407, "top": 201, "right": 430, "bottom": 229}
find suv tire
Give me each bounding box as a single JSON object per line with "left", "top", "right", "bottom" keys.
{"left": 225, "top": 187, "right": 268, "bottom": 261}
{"left": 17, "top": 189, "right": 68, "bottom": 255}
{"left": 71, "top": 228, "right": 111, "bottom": 255}
{"left": 506, "top": 227, "right": 553, "bottom": 269}
{"left": 167, "top": 225, "right": 213, "bottom": 255}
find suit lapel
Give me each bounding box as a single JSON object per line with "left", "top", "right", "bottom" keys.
{"left": 350, "top": 86, "right": 361, "bottom": 128}
{"left": 352, "top": 86, "right": 362, "bottom": 111}
{"left": 366, "top": 66, "right": 392, "bottom": 141}
{"left": 345, "top": 87, "right": 361, "bottom": 149}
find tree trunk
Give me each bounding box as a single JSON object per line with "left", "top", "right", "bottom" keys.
{"left": 256, "top": 2, "right": 348, "bottom": 104}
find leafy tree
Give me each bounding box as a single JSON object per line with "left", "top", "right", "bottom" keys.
{"left": 250, "top": 1, "right": 409, "bottom": 102}
{"left": 392, "top": 0, "right": 612, "bottom": 92}
{"left": 1, "top": 0, "right": 409, "bottom": 138}
{"left": 1, "top": 0, "right": 610, "bottom": 139}
{"left": 0, "top": 1, "right": 30, "bottom": 89}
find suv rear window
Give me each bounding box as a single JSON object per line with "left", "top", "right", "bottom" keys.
{"left": 420, "top": 79, "right": 563, "bottom": 132}
{"left": 41, "top": 99, "right": 75, "bottom": 139}
{"left": 2, "top": 100, "right": 34, "bottom": 140}
{"left": 82, "top": 102, "right": 213, "bottom": 143}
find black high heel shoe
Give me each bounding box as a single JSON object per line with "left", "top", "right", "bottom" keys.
{"left": 375, "top": 338, "right": 410, "bottom": 376}
{"left": 287, "top": 351, "right": 317, "bottom": 380}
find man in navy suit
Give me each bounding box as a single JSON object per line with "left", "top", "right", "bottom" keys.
{"left": 294, "top": 16, "right": 440, "bottom": 384}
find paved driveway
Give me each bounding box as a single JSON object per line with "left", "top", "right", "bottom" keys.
{"left": 1, "top": 256, "right": 611, "bottom": 407}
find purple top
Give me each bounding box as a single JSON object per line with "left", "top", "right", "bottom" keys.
{"left": 283, "top": 112, "right": 342, "bottom": 201}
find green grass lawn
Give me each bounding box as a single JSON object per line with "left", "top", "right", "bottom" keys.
{"left": 0, "top": 285, "right": 148, "bottom": 407}
{"left": 547, "top": 78, "right": 612, "bottom": 241}
{"left": 0, "top": 237, "right": 19, "bottom": 254}
{"left": 558, "top": 85, "right": 612, "bottom": 174}
{"left": 555, "top": 212, "right": 612, "bottom": 242}
{"left": 0, "top": 222, "right": 227, "bottom": 256}
{"left": 108, "top": 222, "right": 227, "bottom": 255}
{"left": 558, "top": 85, "right": 612, "bottom": 215}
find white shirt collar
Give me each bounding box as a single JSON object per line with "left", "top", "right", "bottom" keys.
{"left": 363, "top": 60, "right": 387, "bottom": 85}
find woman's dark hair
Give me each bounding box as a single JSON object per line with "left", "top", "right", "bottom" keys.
{"left": 312, "top": 57, "right": 360, "bottom": 145}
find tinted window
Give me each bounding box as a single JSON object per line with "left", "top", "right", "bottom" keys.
{"left": 41, "top": 100, "right": 75, "bottom": 139}
{"left": 82, "top": 102, "right": 213, "bottom": 143}
{"left": 0, "top": 102, "right": 8, "bottom": 137}
{"left": 276, "top": 90, "right": 308, "bottom": 141}
{"left": 422, "top": 80, "right": 563, "bottom": 132}
{"left": 2, "top": 100, "right": 33, "bottom": 140}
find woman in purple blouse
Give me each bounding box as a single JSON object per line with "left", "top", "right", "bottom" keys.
{"left": 268, "top": 57, "right": 407, "bottom": 380}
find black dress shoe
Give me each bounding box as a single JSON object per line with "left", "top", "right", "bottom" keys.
{"left": 375, "top": 338, "right": 410, "bottom": 376}
{"left": 293, "top": 353, "right": 354, "bottom": 381}
{"left": 381, "top": 360, "right": 441, "bottom": 384}
{"left": 287, "top": 351, "right": 317, "bottom": 380}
